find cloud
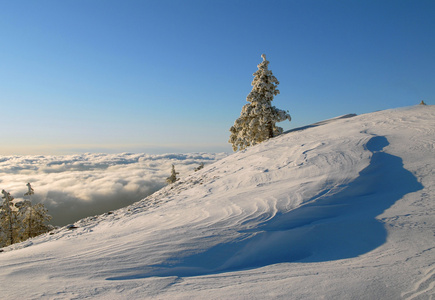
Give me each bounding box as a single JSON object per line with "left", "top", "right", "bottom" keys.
{"left": 0, "top": 152, "right": 227, "bottom": 226}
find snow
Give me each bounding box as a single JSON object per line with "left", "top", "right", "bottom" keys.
{"left": 1, "top": 105, "right": 434, "bottom": 299}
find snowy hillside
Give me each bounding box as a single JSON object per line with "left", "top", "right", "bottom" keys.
{"left": 1, "top": 106, "right": 434, "bottom": 299}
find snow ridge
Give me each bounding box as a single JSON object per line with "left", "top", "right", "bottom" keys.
{"left": 0, "top": 105, "right": 434, "bottom": 299}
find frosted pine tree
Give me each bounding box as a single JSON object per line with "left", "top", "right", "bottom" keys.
{"left": 19, "top": 202, "right": 52, "bottom": 239}
{"left": 24, "top": 182, "right": 34, "bottom": 197}
{"left": 19, "top": 183, "right": 52, "bottom": 240}
{"left": 1, "top": 190, "right": 18, "bottom": 246}
{"left": 194, "top": 162, "right": 205, "bottom": 172}
{"left": 166, "top": 164, "right": 179, "bottom": 184}
{"left": 229, "top": 54, "right": 291, "bottom": 151}
{"left": 0, "top": 184, "right": 52, "bottom": 247}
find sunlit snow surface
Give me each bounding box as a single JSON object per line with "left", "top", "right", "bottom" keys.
{"left": 1, "top": 106, "right": 434, "bottom": 299}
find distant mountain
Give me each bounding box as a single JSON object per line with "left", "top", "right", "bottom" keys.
{"left": 1, "top": 105, "right": 434, "bottom": 300}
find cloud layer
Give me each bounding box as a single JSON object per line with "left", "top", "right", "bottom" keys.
{"left": 0, "top": 152, "right": 227, "bottom": 226}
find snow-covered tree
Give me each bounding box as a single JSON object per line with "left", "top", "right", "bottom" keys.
{"left": 194, "top": 163, "right": 205, "bottom": 172}
{"left": 1, "top": 190, "right": 18, "bottom": 246}
{"left": 18, "top": 183, "right": 52, "bottom": 240}
{"left": 24, "top": 182, "right": 34, "bottom": 197}
{"left": 18, "top": 202, "right": 52, "bottom": 240}
{"left": 166, "top": 164, "right": 179, "bottom": 184}
{"left": 229, "top": 54, "right": 291, "bottom": 151}
{"left": 0, "top": 184, "right": 52, "bottom": 247}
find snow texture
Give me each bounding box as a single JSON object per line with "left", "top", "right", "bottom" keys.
{"left": 0, "top": 105, "right": 434, "bottom": 299}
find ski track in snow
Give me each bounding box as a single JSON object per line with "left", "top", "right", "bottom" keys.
{"left": 0, "top": 105, "right": 434, "bottom": 299}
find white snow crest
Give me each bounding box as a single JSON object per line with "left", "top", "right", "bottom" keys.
{"left": 0, "top": 105, "right": 434, "bottom": 299}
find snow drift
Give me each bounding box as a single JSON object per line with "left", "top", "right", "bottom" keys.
{"left": 0, "top": 105, "right": 434, "bottom": 299}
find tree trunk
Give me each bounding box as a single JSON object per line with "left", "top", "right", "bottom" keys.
{"left": 268, "top": 122, "right": 274, "bottom": 138}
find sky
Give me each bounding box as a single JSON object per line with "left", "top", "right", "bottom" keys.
{"left": 1, "top": 0, "right": 434, "bottom": 155}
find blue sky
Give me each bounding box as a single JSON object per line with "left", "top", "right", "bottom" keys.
{"left": 1, "top": 0, "right": 434, "bottom": 155}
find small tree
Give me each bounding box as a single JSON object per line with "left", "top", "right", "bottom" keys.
{"left": 229, "top": 54, "right": 291, "bottom": 151}
{"left": 19, "top": 183, "right": 52, "bottom": 240}
{"left": 25, "top": 182, "right": 34, "bottom": 197}
{"left": 19, "top": 203, "right": 52, "bottom": 239}
{"left": 194, "top": 163, "right": 205, "bottom": 172}
{"left": 0, "top": 184, "right": 52, "bottom": 247}
{"left": 1, "top": 190, "right": 18, "bottom": 246}
{"left": 166, "top": 164, "right": 179, "bottom": 184}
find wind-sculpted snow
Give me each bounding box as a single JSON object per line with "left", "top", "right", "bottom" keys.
{"left": 105, "top": 136, "right": 423, "bottom": 279}
{"left": 0, "top": 106, "right": 434, "bottom": 299}
{"left": 0, "top": 152, "right": 226, "bottom": 225}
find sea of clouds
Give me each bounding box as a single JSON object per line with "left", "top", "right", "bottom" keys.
{"left": 0, "top": 152, "right": 227, "bottom": 226}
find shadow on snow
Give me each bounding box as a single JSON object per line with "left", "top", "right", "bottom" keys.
{"left": 284, "top": 114, "right": 357, "bottom": 134}
{"left": 107, "top": 136, "right": 423, "bottom": 280}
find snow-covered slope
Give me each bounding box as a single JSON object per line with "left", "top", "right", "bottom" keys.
{"left": 1, "top": 106, "right": 434, "bottom": 299}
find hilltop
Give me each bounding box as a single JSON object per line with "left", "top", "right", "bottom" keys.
{"left": 0, "top": 105, "right": 434, "bottom": 299}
